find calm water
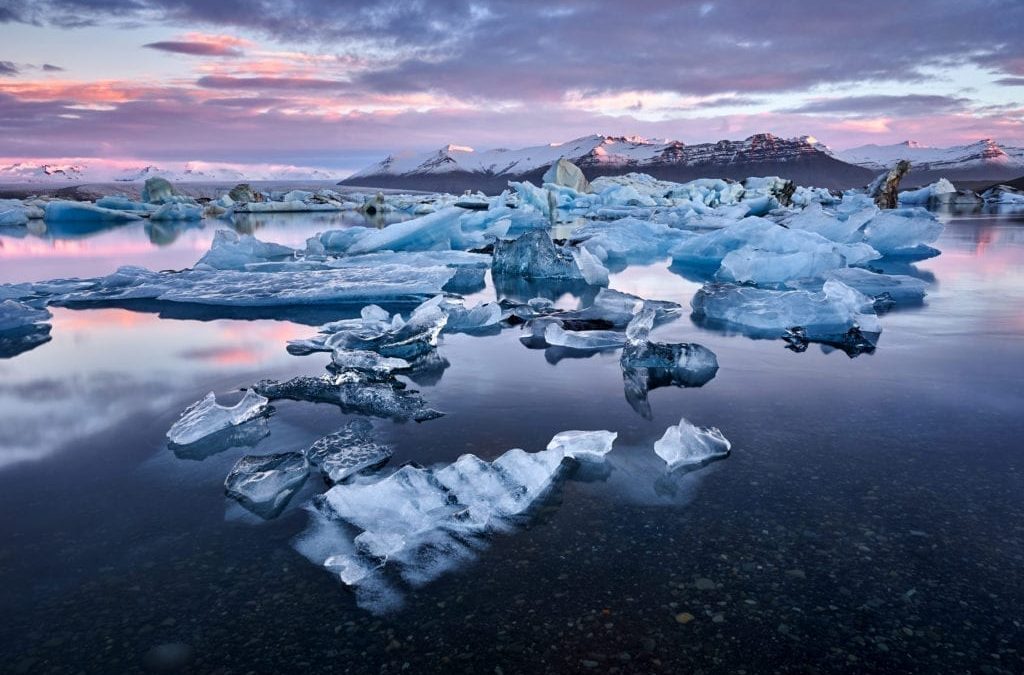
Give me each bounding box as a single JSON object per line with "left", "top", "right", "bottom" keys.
{"left": 1, "top": 209, "right": 1023, "bottom": 674}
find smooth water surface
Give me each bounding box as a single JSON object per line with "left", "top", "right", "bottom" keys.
{"left": 1, "top": 211, "right": 1022, "bottom": 674}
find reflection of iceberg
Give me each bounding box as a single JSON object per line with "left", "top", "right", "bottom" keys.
{"left": 0, "top": 300, "right": 53, "bottom": 359}
{"left": 169, "top": 417, "right": 270, "bottom": 461}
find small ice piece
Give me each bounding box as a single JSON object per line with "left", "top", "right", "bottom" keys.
{"left": 252, "top": 375, "right": 443, "bottom": 422}
{"left": 560, "top": 288, "right": 682, "bottom": 328}
{"left": 166, "top": 390, "right": 269, "bottom": 446}
{"left": 545, "top": 430, "right": 617, "bottom": 462}
{"left": 621, "top": 341, "right": 719, "bottom": 379}
{"left": 0, "top": 299, "right": 51, "bottom": 332}
{"left": 224, "top": 452, "right": 309, "bottom": 518}
{"left": 654, "top": 417, "right": 731, "bottom": 470}
{"left": 150, "top": 202, "right": 203, "bottom": 221}
{"left": 823, "top": 267, "right": 927, "bottom": 305}
{"left": 307, "top": 420, "right": 394, "bottom": 483}
{"left": 43, "top": 200, "right": 142, "bottom": 224}
{"left": 331, "top": 349, "right": 410, "bottom": 379}
{"left": 543, "top": 322, "right": 626, "bottom": 350}
{"left": 170, "top": 417, "right": 270, "bottom": 461}
{"left": 420, "top": 295, "right": 502, "bottom": 333}
{"left": 196, "top": 230, "right": 296, "bottom": 270}
{"left": 325, "top": 297, "right": 448, "bottom": 359}
{"left": 571, "top": 245, "right": 610, "bottom": 285}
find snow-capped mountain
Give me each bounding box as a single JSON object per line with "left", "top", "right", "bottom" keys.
{"left": 836, "top": 139, "right": 1024, "bottom": 183}
{"left": 343, "top": 133, "right": 875, "bottom": 192}
{"left": 0, "top": 162, "right": 88, "bottom": 182}
{"left": 0, "top": 161, "right": 338, "bottom": 184}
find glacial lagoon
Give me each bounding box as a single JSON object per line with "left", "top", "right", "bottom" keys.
{"left": 1, "top": 200, "right": 1023, "bottom": 673}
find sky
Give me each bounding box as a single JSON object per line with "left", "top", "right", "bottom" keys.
{"left": 1, "top": 0, "right": 1023, "bottom": 176}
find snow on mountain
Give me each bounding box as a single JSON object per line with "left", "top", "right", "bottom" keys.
{"left": 0, "top": 161, "right": 337, "bottom": 184}
{"left": 0, "top": 162, "right": 88, "bottom": 182}
{"left": 350, "top": 133, "right": 832, "bottom": 180}
{"left": 836, "top": 139, "right": 1024, "bottom": 172}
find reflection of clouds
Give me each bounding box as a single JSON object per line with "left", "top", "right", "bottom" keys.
{"left": 0, "top": 372, "right": 176, "bottom": 469}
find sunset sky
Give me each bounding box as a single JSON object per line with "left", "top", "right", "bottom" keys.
{"left": 2, "top": 0, "right": 1023, "bottom": 175}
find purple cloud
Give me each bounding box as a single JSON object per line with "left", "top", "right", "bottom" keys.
{"left": 0, "top": 61, "right": 17, "bottom": 76}
{"left": 144, "top": 40, "right": 243, "bottom": 57}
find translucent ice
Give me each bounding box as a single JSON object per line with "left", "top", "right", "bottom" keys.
{"left": 0, "top": 299, "right": 51, "bottom": 333}
{"left": 306, "top": 420, "right": 394, "bottom": 483}
{"left": 330, "top": 349, "right": 411, "bottom": 379}
{"left": 654, "top": 417, "right": 731, "bottom": 470}
{"left": 150, "top": 202, "right": 203, "bottom": 221}
{"left": 224, "top": 452, "right": 309, "bottom": 518}
{"left": 820, "top": 267, "right": 927, "bottom": 305}
{"left": 543, "top": 322, "right": 626, "bottom": 350}
{"left": 252, "top": 374, "right": 443, "bottom": 422}
{"left": 492, "top": 229, "right": 607, "bottom": 284}
{"left": 692, "top": 279, "right": 880, "bottom": 346}
{"left": 43, "top": 200, "right": 143, "bottom": 224}
{"left": 545, "top": 430, "right": 617, "bottom": 461}
{"left": 167, "top": 390, "right": 270, "bottom": 446}
{"left": 196, "top": 230, "right": 296, "bottom": 270}
{"left": 861, "top": 209, "right": 944, "bottom": 257}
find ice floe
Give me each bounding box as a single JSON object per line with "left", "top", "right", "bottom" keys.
{"left": 654, "top": 417, "right": 731, "bottom": 471}
{"left": 225, "top": 452, "right": 309, "bottom": 518}
{"left": 167, "top": 390, "right": 270, "bottom": 446}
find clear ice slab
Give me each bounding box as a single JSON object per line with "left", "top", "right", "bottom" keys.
{"left": 224, "top": 452, "right": 309, "bottom": 519}
{"left": 306, "top": 419, "right": 394, "bottom": 483}
{"left": 166, "top": 390, "right": 270, "bottom": 446}
{"left": 654, "top": 417, "right": 731, "bottom": 471}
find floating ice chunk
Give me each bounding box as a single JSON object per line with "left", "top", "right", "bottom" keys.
{"left": 572, "top": 217, "right": 691, "bottom": 264}
{"left": 196, "top": 230, "right": 296, "bottom": 270}
{"left": 981, "top": 185, "right": 1024, "bottom": 205}
{"left": 170, "top": 417, "right": 270, "bottom": 461}
{"left": 692, "top": 279, "right": 880, "bottom": 346}
{"left": 315, "top": 427, "right": 612, "bottom": 591}
{"left": 36, "top": 264, "right": 456, "bottom": 307}
{"left": 670, "top": 217, "right": 878, "bottom": 271}
{"left": 571, "top": 246, "right": 610, "bottom": 285}
{"left": 142, "top": 177, "right": 176, "bottom": 204}
{"left": 253, "top": 375, "right": 443, "bottom": 422}
{"left": 822, "top": 267, "right": 927, "bottom": 305}
{"left": 545, "top": 430, "right": 617, "bottom": 461}
{"left": 94, "top": 196, "right": 154, "bottom": 213}
{"left": 167, "top": 390, "right": 270, "bottom": 446}
{"left": 780, "top": 202, "right": 868, "bottom": 244}
{"left": 346, "top": 207, "right": 465, "bottom": 254}
{"left": 0, "top": 206, "right": 29, "bottom": 227}
{"left": 654, "top": 417, "right": 731, "bottom": 471}
{"left": 560, "top": 288, "right": 682, "bottom": 328}
{"left": 224, "top": 452, "right": 309, "bottom": 518}
{"left": 898, "top": 179, "right": 956, "bottom": 206}
{"left": 718, "top": 247, "right": 848, "bottom": 285}
{"left": 0, "top": 299, "right": 51, "bottom": 332}
{"left": 43, "top": 200, "right": 143, "bottom": 224}
{"left": 331, "top": 349, "right": 410, "bottom": 379}
{"left": 430, "top": 296, "right": 503, "bottom": 333}
{"left": 492, "top": 229, "right": 605, "bottom": 284}
{"left": 543, "top": 322, "right": 625, "bottom": 350}
{"left": 307, "top": 420, "right": 394, "bottom": 483}
{"left": 861, "top": 209, "right": 943, "bottom": 256}
{"left": 150, "top": 202, "right": 203, "bottom": 221}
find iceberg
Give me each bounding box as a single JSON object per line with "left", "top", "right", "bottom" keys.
{"left": 898, "top": 179, "right": 956, "bottom": 206}
{"left": 543, "top": 158, "right": 591, "bottom": 193}
{"left": 224, "top": 452, "right": 309, "bottom": 518}
{"left": 492, "top": 229, "right": 607, "bottom": 284}
{"left": 142, "top": 176, "right": 177, "bottom": 204}
{"left": 0, "top": 299, "right": 51, "bottom": 333}
{"left": 166, "top": 390, "right": 270, "bottom": 446}
{"left": 654, "top": 417, "right": 731, "bottom": 471}
{"left": 252, "top": 375, "right": 443, "bottom": 422}
{"left": 309, "top": 428, "right": 615, "bottom": 595}
{"left": 692, "top": 279, "right": 880, "bottom": 347}
{"left": 43, "top": 200, "right": 142, "bottom": 224}
{"left": 150, "top": 202, "right": 203, "bottom": 221}
{"left": 30, "top": 264, "right": 457, "bottom": 308}
{"left": 306, "top": 419, "right": 393, "bottom": 483}
{"left": 572, "top": 216, "right": 691, "bottom": 265}
{"left": 196, "top": 230, "right": 296, "bottom": 270}
{"left": 820, "top": 267, "right": 927, "bottom": 305}
{"left": 94, "top": 196, "right": 155, "bottom": 213}
{"left": 861, "top": 209, "right": 943, "bottom": 257}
